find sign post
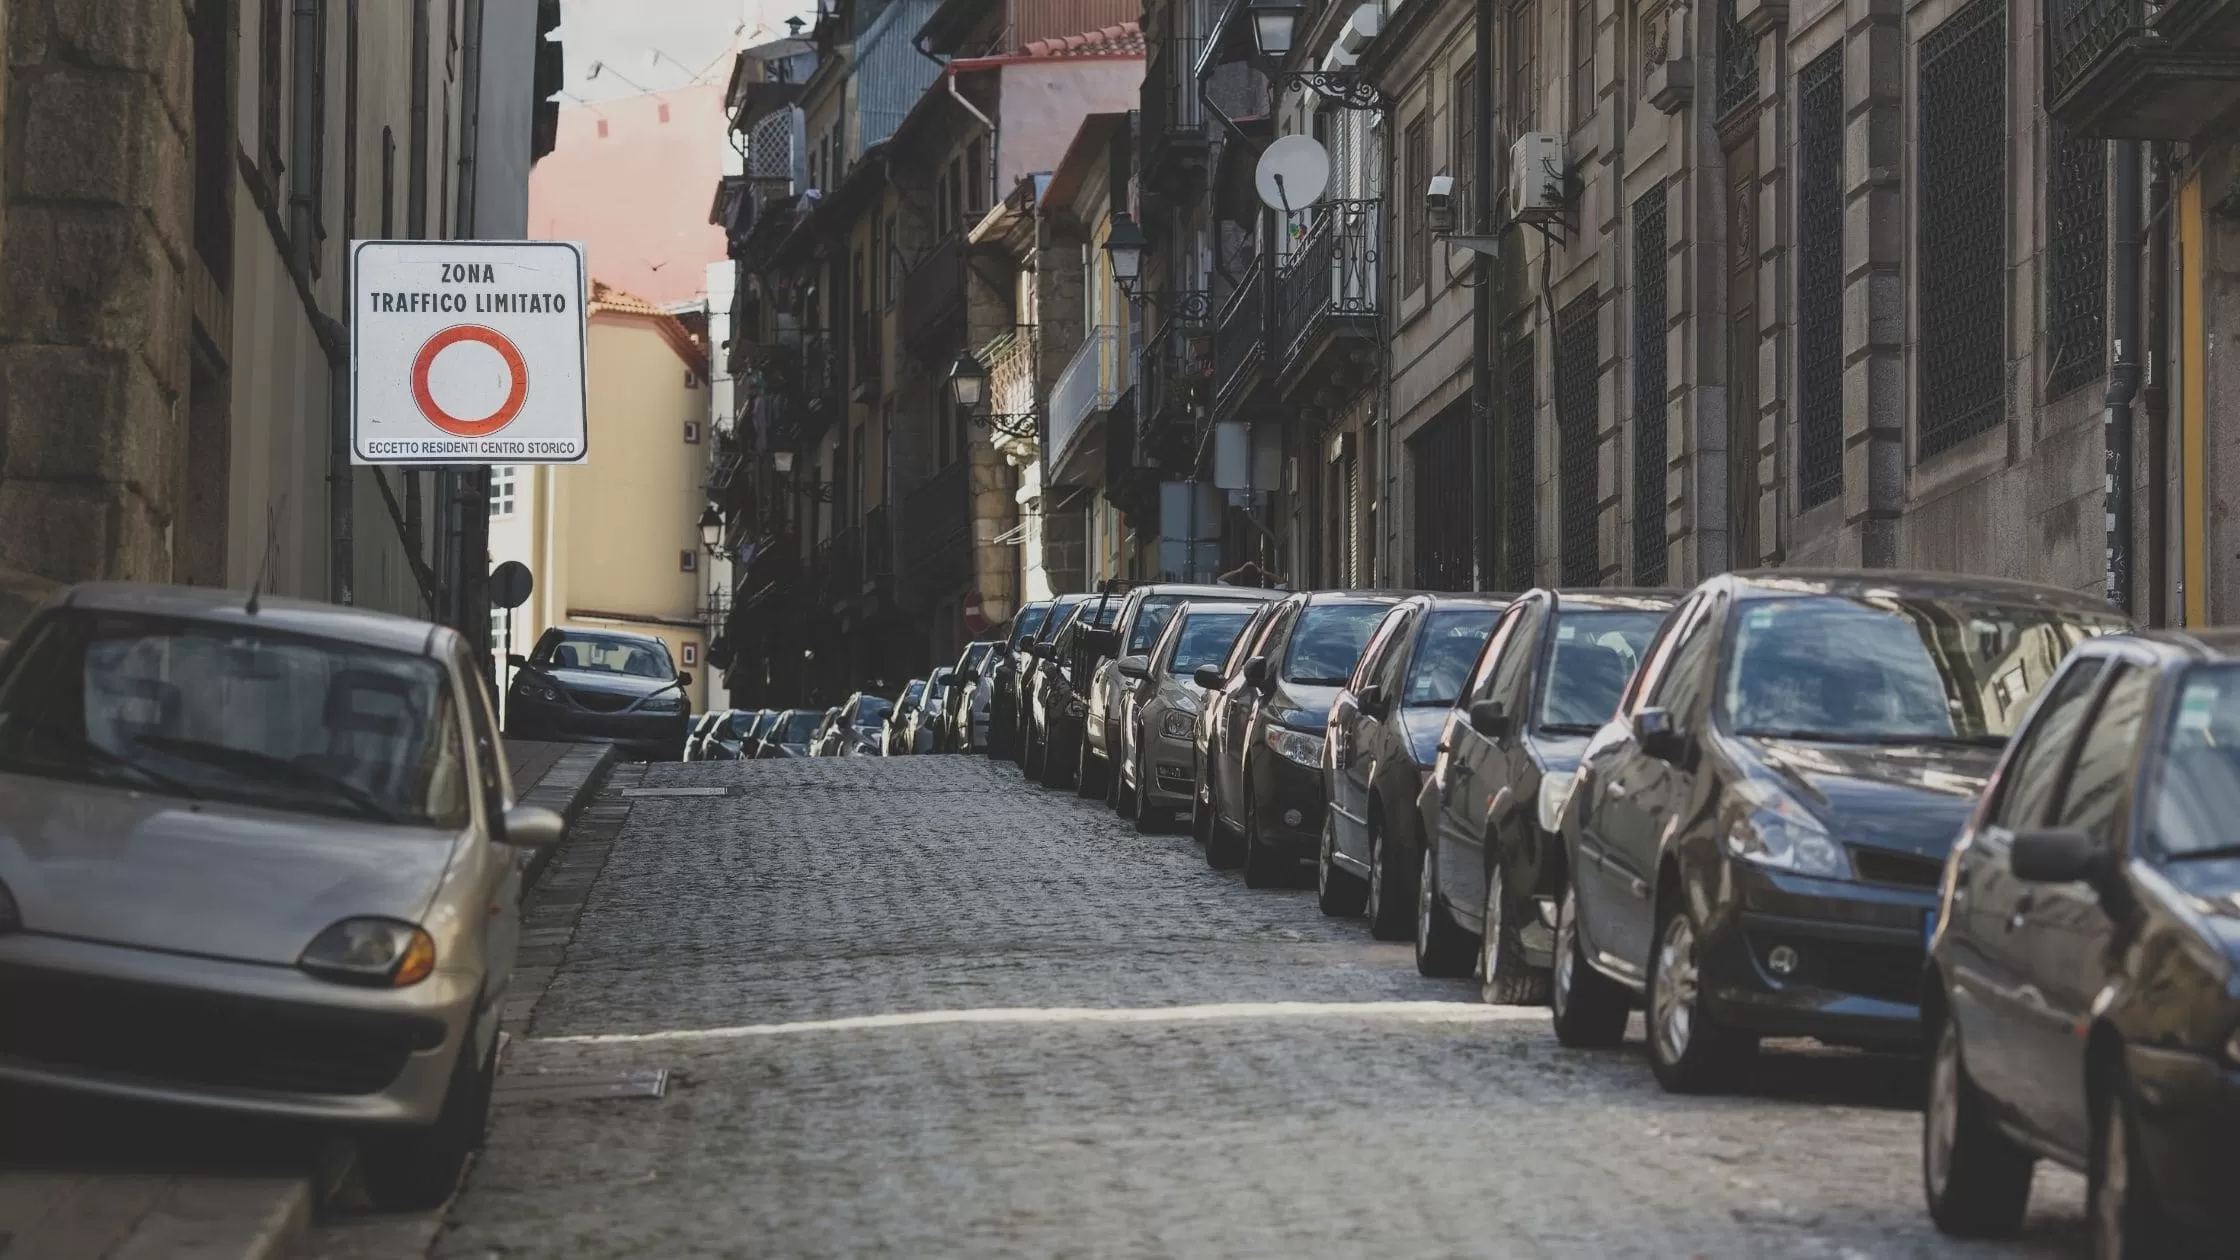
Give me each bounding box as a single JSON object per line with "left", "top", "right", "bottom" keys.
{"left": 351, "top": 240, "right": 589, "bottom": 465}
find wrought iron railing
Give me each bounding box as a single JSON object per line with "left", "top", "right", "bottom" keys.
{"left": 1049, "top": 326, "right": 1120, "bottom": 464}
{"left": 1797, "top": 48, "right": 1845, "bottom": 509}
{"left": 1212, "top": 261, "right": 1264, "bottom": 412}
{"left": 1917, "top": 0, "right": 2008, "bottom": 459}
{"left": 1715, "top": 0, "right": 1758, "bottom": 122}
{"left": 1139, "top": 290, "right": 1214, "bottom": 428}
{"left": 1631, "top": 186, "right": 1669, "bottom": 585}
{"left": 1276, "top": 200, "right": 1378, "bottom": 367}
{"left": 983, "top": 325, "right": 1039, "bottom": 451}
{"left": 1556, "top": 292, "right": 1601, "bottom": 588}
{"left": 2048, "top": 0, "right": 2143, "bottom": 102}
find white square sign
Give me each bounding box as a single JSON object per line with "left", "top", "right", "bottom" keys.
{"left": 350, "top": 239, "right": 589, "bottom": 465}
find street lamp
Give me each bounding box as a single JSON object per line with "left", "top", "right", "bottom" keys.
{"left": 772, "top": 449, "right": 796, "bottom": 475}
{"left": 1103, "top": 212, "right": 1149, "bottom": 298}
{"left": 1246, "top": 0, "right": 1303, "bottom": 61}
{"left": 698, "top": 504, "right": 726, "bottom": 556}
{"left": 947, "top": 350, "right": 988, "bottom": 410}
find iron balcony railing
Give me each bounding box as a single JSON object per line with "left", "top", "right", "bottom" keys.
{"left": 1139, "top": 290, "right": 1214, "bottom": 430}
{"left": 1212, "top": 261, "right": 1264, "bottom": 414}
{"left": 1142, "top": 35, "right": 1207, "bottom": 168}
{"left": 2048, "top": 0, "right": 2141, "bottom": 103}
{"left": 983, "top": 325, "right": 1040, "bottom": 453}
{"left": 1048, "top": 326, "right": 1120, "bottom": 466}
{"left": 1276, "top": 200, "right": 1378, "bottom": 367}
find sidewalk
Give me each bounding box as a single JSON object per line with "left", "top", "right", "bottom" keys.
{"left": 0, "top": 741, "right": 618, "bottom": 1260}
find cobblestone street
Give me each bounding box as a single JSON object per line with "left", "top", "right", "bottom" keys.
{"left": 434, "top": 756, "right": 2091, "bottom": 1258}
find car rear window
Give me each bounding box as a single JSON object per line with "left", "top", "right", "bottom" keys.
{"left": 1540, "top": 609, "right": 1669, "bottom": 729}
{"left": 780, "top": 712, "right": 820, "bottom": 741}
{"left": 1127, "top": 597, "right": 1184, "bottom": 652}
{"left": 1009, "top": 604, "right": 1052, "bottom": 646}
{"left": 853, "top": 698, "right": 892, "bottom": 727}
{"left": 1401, "top": 608, "right": 1502, "bottom": 706}
{"left": 1167, "top": 609, "right": 1254, "bottom": 672}
{"left": 1284, "top": 604, "right": 1393, "bottom": 685}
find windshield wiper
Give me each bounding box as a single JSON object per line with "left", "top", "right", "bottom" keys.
{"left": 1541, "top": 722, "right": 1604, "bottom": 735}
{"left": 131, "top": 736, "right": 402, "bottom": 823}
{"left": 2164, "top": 843, "right": 2240, "bottom": 862}
{"left": 0, "top": 719, "right": 202, "bottom": 800}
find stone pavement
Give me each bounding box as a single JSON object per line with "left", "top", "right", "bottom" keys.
{"left": 431, "top": 756, "right": 2093, "bottom": 1259}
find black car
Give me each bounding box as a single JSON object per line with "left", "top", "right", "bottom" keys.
{"left": 987, "top": 601, "right": 1055, "bottom": 761}
{"left": 1082, "top": 583, "right": 1278, "bottom": 801}
{"left": 1028, "top": 592, "right": 1126, "bottom": 791}
{"left": 1923, "top": 630, "right": 2240, "bottom": 1253}
{"left": 683, "top": 710, "right": 728, "bottom": 761}
{"left": 757, "top": 708, "right": 822, "bottom": 758}
{"left": 709, "top": 709, "right": 774, "bottom": 760}
{"left": 814, "top": 694, "right": 890, "bottom": 757}
{"left": 1554, "top": 570, "right": 2125, "bottom": 1093}
{"left": 950, "top": 640, "right": 1001, "bottom": 752}
{"left": 1015, "top": 594, "right": 1092, "bottom": 775}
{"left": 505, "top": 627, "right": 694, "bottom": 760}
{"left": 1318, "top": 594, "right": 1510, "bottom": 942}
{"left": 1412, "top": 589, "right": 1676, "bottom": 986}
{"left": 1203, "top": 590, "right": 1406, "bottom": 887}
{"left": 1192, "top": 600, "right": 1288, "bottom": 849}
{"left": 881, "top": 679, "right": 928, "bottom": 756}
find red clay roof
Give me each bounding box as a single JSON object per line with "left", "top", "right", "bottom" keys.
{"left": 589, "top": 280, "right": 707, "bottom": 371}
{"left": 1020, "top": 22, "right": 1144, "bottom": 58}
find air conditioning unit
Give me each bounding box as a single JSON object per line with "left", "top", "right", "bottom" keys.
{"left": 1338, "top": 4, "right": 1382, "bottom": 54}
{"left": 1320, "top": 43, "right": 1360, "bottom": 73}
{"left": 1508, "top": 133, "right": 1566, "bottom": 222}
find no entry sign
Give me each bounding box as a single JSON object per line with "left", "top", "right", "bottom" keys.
{"left": 351, "top": 240, "right": 588, "bottom": 465}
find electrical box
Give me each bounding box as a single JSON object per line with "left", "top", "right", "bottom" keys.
{"left": 1508, "top": 133, "right": 1566, "bottom": 222}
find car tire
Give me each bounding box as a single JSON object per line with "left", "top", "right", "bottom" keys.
{"left": 1550, "top": 881, "right": 1630, "bottom": 1048}
{"left": 1128, "top": 743, "right": 1158, "bottom": 832}
{"left": 1107, "top": 728, "right": 1127, "bottom": 812}
{"left": 1205, "top": 796, "right": 1245, "bottom": 871}
{"left": 1074, "top": 733, "right": 1099, "bottom": 797}
{"left": 1923, "top": 1011, "right": 2034, "bottom": 1238}
{"left": 1645, "top": 889, "right": 1757, "bottom": 1093}
{"left": 1317, "top": 814, "right": 1368, "bottom": 917}
{"left": 2090, "top": 1065, "right": 2185, "bottom": 1259}
{"left": 1414, "top": 844, "right": 1473, "bottom": 977}
{"left": 1364, "top": 815, "right": 1412, "bottom": 942}
{"left": 1479, "top": 856, "right": 1551, "bottom": 1005}
{"left": 1024, "top": 718, "right": 1047, "bottom": 782}
{"left": 1040, "top": 725, "right": 1073, "bottom": 789}
{"left": 358, "top": 1030, "right": 495, "bottom": 1213}
{"left": 1241, "top": 795, "right": 1287, "bottom": 889}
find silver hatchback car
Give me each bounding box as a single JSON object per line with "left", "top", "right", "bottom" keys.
{"left": 0, "top": 583, "right": 563, "bottom": 1210}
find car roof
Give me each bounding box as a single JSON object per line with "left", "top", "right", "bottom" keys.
{"left": 1285, "top": 589, "right": 1415, "bottom": 605}
{"left": 1545, "top": 587, "right": 1685, "bottom": 612}
{"left": 2085, "top": 628, "right": 2240, "bottom": 664}
{"left": 1724, "top": 569, "right": 2119, "bottom": 615}
{"left": 59, "top": 581, "right": 447, "bottom": 657}
{"left": 1411, "top": 593, "right": 1514, "bottom": 612}
{"left": 1129, "top": 583, "right": 1282, "bottom": 601}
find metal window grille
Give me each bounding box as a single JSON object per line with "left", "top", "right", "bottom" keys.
{"left": 1402, "top": 118, "right": 1429, "bottom": 292}
{"left": 1714, "top": 0, "right": 1756, "bottom": 122}
{"left": 1572, "top": 0, "right": 1596, "bottom": 128}
{"left": 1410, "top": 402, "right": 1473, "bottom": 591}
{"left": 2046, "top": 123, "right": 2108, "bottom": 399}
{"left": 1797, "top": 47, "right": 1844, "bottom": 509}
{"left": 1918, "top": 0, "right": 2008, "bottom": 460}
{"left": 1506, "top": 2, "right": 1538, "bottom": 136}
{"left": 1557, "top": 292, "right": 1601, "bottom": 587}
{"left": 1342, "top": 450, "right": 1361, "bottom": 586}
{"left": 1632, "top": 188, "right": 1668, "bottom": 586}
{"left": 1502, "top": 328, "right": 1537, "bottom": 590}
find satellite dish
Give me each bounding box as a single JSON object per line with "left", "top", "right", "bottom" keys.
{"left": 1255, "top": 136, "right": 1330, "bottom": 213}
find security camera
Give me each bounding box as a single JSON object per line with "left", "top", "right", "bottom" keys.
{"left": 1425, "top": 174, "right": 1458, "bottom": 235}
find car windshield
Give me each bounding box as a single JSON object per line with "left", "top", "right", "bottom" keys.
{"left": 1541, "top": 609, "right": 1670, "bottom": 729}
{"left": 1722, "top": 595, "right": 2124, "bottom": 743}
{"left": 1285, "top": 604, "right": 1393, "bottom": 685}
{"left": 1401, "top": 608, "right": 1502, "bottom": 706}
{"left": 1085, "top": 600, "right": 1123, "bottom": 629}
{"left": 0, "top": 610, "right": 470, "bottom": 827}
{"left": 540, "top": 633, "right": 672, "bottom": 679}
{"left": 1010, "top": 604, "right": 1052, "bottom": 646}
{"left": 963, "top": 642, "right": 996, "bottom": 670}
{"left": 779, "top": 712, "right": 820, "bottom": 742}
{"left": 2152, "top": 665, "right": 2240, "bottom": 858}
{"left": 1167, "top": 610, "right": 1254, "bottom": 673}
{"left": 1127, "top": 597, "right": 1185, "bottom": 653}
{"left": 852, "top": 697, "right": 892, "bottom": 728}
{"left": 729, "top": 712, "right": 761, "bottom": 736}
{"left": 902, "top": 681, "right": 925, "bottom": 707}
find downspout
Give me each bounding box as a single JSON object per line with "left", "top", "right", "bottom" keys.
{"left": 1470, "top": 0, "right": 1495, "bottom": 592}
{"left": 2144, "top": 142, "right": 2172, "bottom": 626}
{"left": 2105, "top": 140, "right": 2142, "bottom": 613}
{"left": 332, "top": 0, "right": 361, "bottom": 605}
{"left": 947, "top": 72, "right": 999, "bottom": 214}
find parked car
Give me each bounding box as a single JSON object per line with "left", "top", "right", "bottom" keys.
{"left": 1410, "top": 590, "right": 1677, "bottom": 986}
{"left": 987, "top": 601, "right": 1055, "bottom": 761}
{"left": 705, "top": 709, "right": 772, "bottom": 760}
{"left": 1316, "top": 593, "right": 1511, "bottom": 943}
{"left": 1203, "top": 590, "right": 1407, "bottom": 886}
{"left": 504, "top": 626, "right": 694, "bottom": 760}
{"left": 1553, "top": 571, "right": 2124, "bottom": 1093}
{"left": 1192, "top": 601, "right": 1288, "bottom": 849}
{"left": 1923, "top": 629, "right": 2240, "bottom": 1252}
{"left": 683, "top": 710, "right": 729, "bottom": 761}
{"left": 950, "top": 640, "right": 1002, "bottom": 752}
{"left": 758, "top": 709, "right": 823, "bottom": 758}
{"left": 0, "top": 582, "right": 567, "bottom": 1210}
{"left": 1081, "top": 584, "right": 1281, "bottom": 800}
{"left": 1016, "top": 593, "right": 1095, "bottom": 781}
{"left": 816, "top": 693, "right": 891, "bottom": 757}
{"left": 881, "top": 680, "right": 928, "bottom": 756}
{"left": 1114, "top": 602, "right": 1263, "bottom": 832}
{"left": 907, "top": 669, "right": 957, "bottom": 754}
{"left": 1031, "top": 592, "right": 1128, "bottom": 790}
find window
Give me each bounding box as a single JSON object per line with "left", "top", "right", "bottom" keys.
{"left": 1542, "top": 607, "right": 1666, "bottom": 728}
{"left": 681, "top": 550, "right": 698, "bottom": 573}
{"left": 259, "top": 0, "right": 286, "bottom": 177}
{"left": 1556, "top": 290, "right": 1600, "bottom": 586}
{"left": 684, "top": 421, "right": 701, "bottom": 444}
{"left": 2047, "top": 121, "right": 2109, "bottom": 399}
{"left": 192, "top": 0, "right": 235, "bottom": 280}
{"left": 1646, "top": 591, "right": 1725, "bottom": 719}
{"left": 966, "top": 138, "right": 986, "bottom": 216}
{"left": 1402, "top": 116, "right": 1429, "bottom": 292}
{"left": 1350, "top": 608, "right": 1412, "bottom": 691}
{"left": 290, "top": 0, "right": 329, "bottom": 273}
{"left": 1285, "top": 604, "right": 1394, "bottom": 685}
{"left": 935, "top": 171, "right": 951, "bottom": 235}
{"left": 380, "top": 126, "right": 396, "bottom": 237}
{"left": 1468, "top": 604, "right": 1530, "bottom": 702}
{"left": 883, "top": 213, "right": 899, "bottom": 305}
{"left": 1453, "top": 63, "right": 1477, "bottom": 232}
{"left": 2052, "top": 664, "right": 2152, "bottom": 842}
{"left": 1403, "top": 608, "right": 1502, "bottom": 707}
{"left": 489, "top": 466, "right": 516, "bottom": 517}
{"left": 1506, "top": 1, "right": 1538, "bottom": 134}
{"left": 681, "top": 642, "right": 700, "bottom": 668}
{"left": 1572, "top": 0, "right": 1596, "bottom": 128}
{"left": 870, "top": 214, "right": 884, "bottom": 310}
{"left": 948, "top": 157, "right": 965, "bottom": 235}
{"left": 1632, "top": 185, "right": 1668, "bottom": 584}
{"left": 1990, "top": 659, "right": 2105, "bottom": 829}
{"left": 2150, "top": 664, "right": 2240, "bottom": 857}
{"left": 1797, "top": 48, "right": 1844, "bottom": 508}
{"left": 1917, "top": 0, "right": 2008, "bottom": 459}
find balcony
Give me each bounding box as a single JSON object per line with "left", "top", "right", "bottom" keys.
{"left": 1141, "top": 35, "right": 1209, "bottom": 201}
{"left": 1274, "top": 200, "right": 1380, "bottom": 401}
{"left": 2046, "top": 0, "right": 2240, "bottom": 139}
{"left": 760, "top": 330, "right": 839, "bottom": 453}
{"left": 983, "top": 325, "right": 1040, "bottom": 460}
{"left": 1047, "top": 326, "right": 1121, "bottom": 480}
{"left": 900, "top": 458, "right": 973, "bottom": 602}
{"left": 1137, "top": 291, "right": 1213, "bottom": 470}
{"left": 903, "top": 232, "right": 966, "bottom": 360}
{"left": 1211, "top": 260, "right": 1265, "bottom": 420}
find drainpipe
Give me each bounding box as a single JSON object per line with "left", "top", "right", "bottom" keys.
{"left": 2144, "top": 142, "right": 2172, "bottom": 626}
{"left": 2105, "top": 140, "right": 2142, "bottom": 614}
{"left": 1469, "top": 0, "right": 1495, "bottom": 592}
{"left": 946, "top": 72, "right": 999, "bottom": 215}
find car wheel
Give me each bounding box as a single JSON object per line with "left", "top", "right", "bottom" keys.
{"left": 1550, "top": 881, "right": 1630, "bottom": 1048}
{"left": 1364, "top": 815, "right": 1412, "bottom": 942}
{"left": 1041, "top": 725, "right": 1073, "bottom": 789}
{"left": 358, "top": 1030, "right": 496, "bottom": 1213}
{"left": 1479, "top": 857, "right": 1551, "bottom": 1005}
{"left": 1128, "top": 742, "right": 1158, "bottom": 832}
{"left": 1923, "top": 1012, "right": 2034, "bottom": 1238}
{"left": 1107, "top": 728, "right": 1127, "bottom": 812}
{"left": 2090, "top": 1065, "right": 2183, "bottom": 1259}
{"left": 1241, "top": 794, "right": 1287, "bottom": 889}
{"left": 1205, "top": 792, "right": 1245, "bottom": 871}
{"left": 1317, "top": 813, "right": 1368, "bottom": 917}
{"left": 1646, "top": 889, "right": 1757, "bottom": 1093}
{"left": 1073, "top": 732, "right": 1098, "bottom": 797}
{"left": 1024, "top": 719, "right": 1047, "bottom": 781}
{"left": 1414, "top": 844, "right": 1474, "bottom": 977}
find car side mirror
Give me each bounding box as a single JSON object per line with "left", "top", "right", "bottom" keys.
{"left": 1117, "top": 654, "right": 1151, "bottom": 680}
{"left": 2011, "top": 828, "right": 2103, "bottom": 885}
{"left": 1194, "top": 665, "right": 1226, "bottom": 690}
{"left": 677, "top": 671, "right": 693, "bottom": 688}
{"left": 1469, "top": 699, "right": 1511, "bottom": 739}
{"left": 506, "top": 653, "right": 529, "bottom": 668}
{"left": 500, "top": 803, "right": 565, "bottom": 850}
{"left": 1085, "top": 627, "right": 1119, "bottom": 658}
{"left": 1355, "top": 683, "right": 1386, "bottom": 715}
{"left": 1242, "top": 656, "right": 1271, "bottom": 692}
{"left": 1636, "top": 707, "right": 1686, "bottom": 761}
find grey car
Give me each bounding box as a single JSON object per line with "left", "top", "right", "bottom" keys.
{"left": 0, "top": 583, "right": 564, "bottom": 1212}
{"left": 1115, "top": 602, "right": 1264, "bottom": 832}
{"left": 1082, "top": 584, "right": 1281, "bottom": 801}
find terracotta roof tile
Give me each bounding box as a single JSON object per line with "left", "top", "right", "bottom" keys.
{"left": 588, "top": 280, "right": 707, "bottom": 370}
{"left": 1021, "top": 21, "right": 1144, "bottom": 58}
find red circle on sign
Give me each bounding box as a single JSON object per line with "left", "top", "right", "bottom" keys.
{"left": 411, "top": 325, "right": 529, "bottom": 438}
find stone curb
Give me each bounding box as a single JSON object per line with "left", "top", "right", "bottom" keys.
{"left": 515, "top": 743, "right": 620, "bottom": 896}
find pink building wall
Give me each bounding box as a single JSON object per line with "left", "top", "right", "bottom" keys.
{"left": 997, "top": 61, "right": 1144, "bottom": 189}
{"left": 528, "top": 85, "right": 732, "bottom": 307}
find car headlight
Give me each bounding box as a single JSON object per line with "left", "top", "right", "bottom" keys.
{"left": 642, "top": 692, "right": 685, "bottom": 714}
{"left": 1265, "top": 725, "right": 1325, "bottom": 766}
{"left": 1723, "top": 783, "right": 1848, "bottom": 878}
{"left": 513, "top": 676, "right": 558, "bottom": 703}
{"left": 0, "top": 879, "right": 18, "bottom": 932}
{"left": 300, "top": 918, "right": 437, "bottom": 988}
{"left": 1537, "top": 770, "right": 1577, "bottom": 835}
{"left": 1162, "top": 711, "right": 1198, "bottom": 740}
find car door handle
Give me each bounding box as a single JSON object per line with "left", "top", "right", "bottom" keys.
{"left": 2006, "top": 891, "right": 2036, "bottom": 932}
{"left": 1606, "top": 783, "right": 1627, "bottom": 799}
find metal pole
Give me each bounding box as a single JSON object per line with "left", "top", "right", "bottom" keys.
{"left": 1470, "top": 0, "right": 1495, "bottom": 592}
{"left": 2145, "top": 142, "right": 2172, "bottom": 626}
{"left": 2105, "top": 140, "right": 2142, "bottom": 613}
